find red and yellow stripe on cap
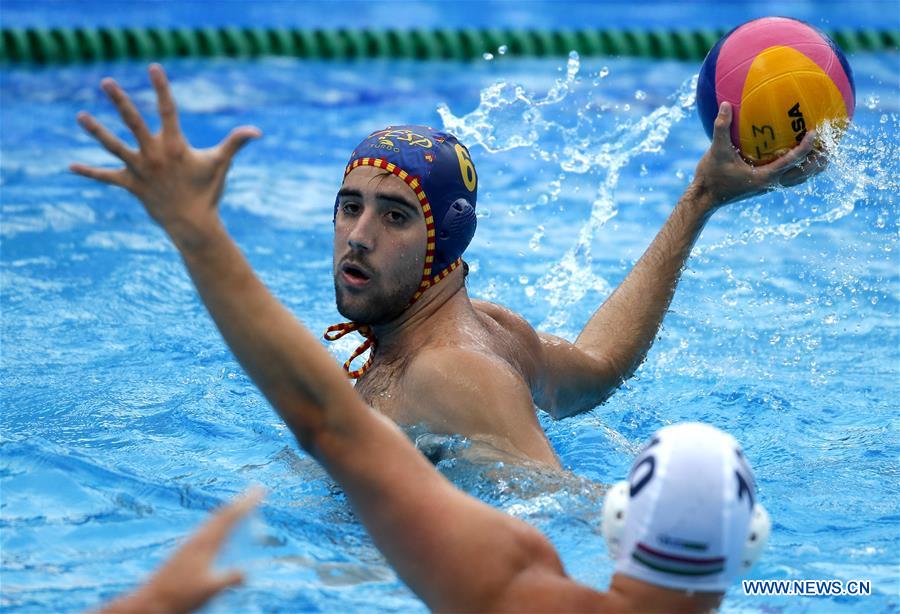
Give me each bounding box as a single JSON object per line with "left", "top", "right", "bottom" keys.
{"left": 344, "top": 157, "right": 437, "bottom": 297}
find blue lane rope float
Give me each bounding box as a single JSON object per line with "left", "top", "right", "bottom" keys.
{"left": 1, "top": 27, "right": 897, "bottom": 64}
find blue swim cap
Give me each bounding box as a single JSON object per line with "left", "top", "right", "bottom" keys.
{"left": 337, "top": 125, "right": 478, "bottom": 302}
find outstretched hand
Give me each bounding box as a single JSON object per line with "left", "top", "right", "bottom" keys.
{"left": 101, "top": 487, "right": 264, "bottom": 614}
{"left": 692, "top": 102, "right": 827, "bottom": 208}
{"left": 71, "top": 64, "right": 260, "bottom": 249}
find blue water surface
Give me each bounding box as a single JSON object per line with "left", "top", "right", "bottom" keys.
{"left": 2, "top": 47, "right": 898, "bottom": 614}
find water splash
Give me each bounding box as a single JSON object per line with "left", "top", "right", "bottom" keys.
{"left": 440, "top": 53, "right": 899, "bottom": 335}
{"left": 697, "top": 117, "right": 899, "bottom": 255}
{"left": 439, "top": 53, "right": 698, "bottom": 330}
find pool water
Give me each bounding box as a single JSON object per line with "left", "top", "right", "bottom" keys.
{"left": 1, "top": 52, "right": 898, "bottom": 612}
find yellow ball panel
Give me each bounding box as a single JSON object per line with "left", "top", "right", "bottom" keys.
{"left": 738, "top": 46, "right": 848, "bottom": 164}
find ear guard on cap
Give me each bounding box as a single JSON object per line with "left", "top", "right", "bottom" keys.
{"left": 601, "top": 481, "right": 630, "bottom": 559}
{"left": 438, "top": 198, "right": 476, "bottom": 243}
{"left": 741, "top": 503, "right": 771, "bottom": 572}
{"left": 600, "top": 480, "right": 771, "bottom": 573}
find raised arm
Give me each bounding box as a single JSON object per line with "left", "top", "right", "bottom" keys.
{"left": 73, "top": 65, "right": 594, "bottom": 612}
{"left": 536, "top": 103, "right": 824, "bottom": 419}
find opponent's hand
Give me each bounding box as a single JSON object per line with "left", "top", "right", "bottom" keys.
{"left": 100, "top": 487, "right": 264, "bottom": 614}
{"left": 71, "top": 64, "right": 260, "bottom": 249}
{"left": 692, "top": 102, "right": 827, "bottom": 209}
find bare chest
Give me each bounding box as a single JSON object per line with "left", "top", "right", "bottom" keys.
{"left": 354, "top": 363, "right": 409, "bottom": 421}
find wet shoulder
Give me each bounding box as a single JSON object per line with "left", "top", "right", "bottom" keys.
{"left": 471, "top": 299, "right": 543, "bottom": 379}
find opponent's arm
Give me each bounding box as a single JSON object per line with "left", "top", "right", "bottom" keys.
{"left": 537, "top": 103, "right": 824, "bottom": 419}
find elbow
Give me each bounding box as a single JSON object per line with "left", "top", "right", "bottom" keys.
{"left": 542, "top": 392, "right": 596, "bottom": 420}
{"left": 542, "top": 378, "right": 621, "bottom": 420}
{"left": 267, "top": 387, "right": 329, "bottom": 457}
{"left": 482, "top": 525, "right": 565, "bottom": 611}
{"left": 546, "top": 396, "right": 604, "bottom": 420}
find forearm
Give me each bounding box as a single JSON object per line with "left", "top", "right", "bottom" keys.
{"left": 171, "top": 220, "right": 357, "bottom": 446}
{"left": 575, "top": 182, "right": 715, "bottom": 378}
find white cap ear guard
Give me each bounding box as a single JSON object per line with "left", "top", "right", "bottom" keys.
{"left": 600, "top": 423, "right": 772, "bottom": 592}
{"left": 601, "top": 481, "right": 630, "bottom": 559}
{"left": 741, "top": 503, "right": 771, "bottom": 572}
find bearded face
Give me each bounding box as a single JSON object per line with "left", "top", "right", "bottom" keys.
{"left": 333, "top": 166, "right": 427, "bottom": 325}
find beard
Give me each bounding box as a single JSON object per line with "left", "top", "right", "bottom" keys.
{"left": 334, "top": 271, "right": 421, "bottom": 326}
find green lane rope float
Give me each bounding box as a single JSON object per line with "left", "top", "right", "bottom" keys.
{"left": 2, "top": 27, "right": 898, "bottom": 64}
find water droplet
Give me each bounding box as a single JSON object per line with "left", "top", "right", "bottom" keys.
{"left": 498, "top": 45, "right": 508, "bottom": 55}
{"left": 518, "top": 275, "right": 529, "bottom": 284}
{"left": 524, "top": 286, "right": 536, "bottom": 298}
{"left": 529, "top": 225, "right": 545, "bottom": 251}
{"left": 864, "top": 94, "right": 879, "bottom": 110}
{"left": 598, "top": 66, "right": 609, "bottom": 78}
{"left": 634, "top": 90, "right": 647, "bottom": 101}
{"left": 482, "top": 52, "right": 494, "bottom": 61}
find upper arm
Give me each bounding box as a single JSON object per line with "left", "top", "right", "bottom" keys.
{"left": 534, "top": 332, "right": 623, "bottom": 419}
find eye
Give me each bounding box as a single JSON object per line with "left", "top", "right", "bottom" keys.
{"left": 341, "top": 202, "right": 361, "bottom": 216}
{"left": 386, "top": 210, "right": 408, "bottom": 224}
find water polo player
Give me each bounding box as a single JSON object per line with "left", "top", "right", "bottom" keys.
{"left": 71, "top": 65, "right": 824, "bottom": 467}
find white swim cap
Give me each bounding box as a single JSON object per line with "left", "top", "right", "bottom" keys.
{"left": 602, "top": 422, "right": 769, "bottom": 593}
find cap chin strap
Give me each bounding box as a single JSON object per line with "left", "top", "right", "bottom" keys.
{"left": 323, "top": 322, "right": 374, "bottom": 379}
{"left": 601, "top": 480, "right": 772, "bottom": 574}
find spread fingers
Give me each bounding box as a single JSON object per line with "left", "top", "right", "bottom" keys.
{"left": 101, "top": 78, "right": 153, "bottom": 151}
{"left": 69, "top": 163, "right": 133, "bottom": 190}
{"left": 191, "top": 486, "right": 264, "bottom": 551}
{"left": 149, "top": 64, "right": 182, "bottom": 140}
{"left": 76, "top": 112, "right": 139, "bottom": 167}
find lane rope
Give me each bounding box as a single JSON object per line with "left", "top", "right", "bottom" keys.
{"left": 2, "top": 27, "right": 897, "bottom": 64}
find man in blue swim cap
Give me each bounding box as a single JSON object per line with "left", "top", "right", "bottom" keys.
{"left": 72, "top": 66, "right": 822, "bottom": 468}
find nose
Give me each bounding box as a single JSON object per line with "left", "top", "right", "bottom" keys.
{"left": 346, "top": 209, "right": 376, "bottom": 252}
